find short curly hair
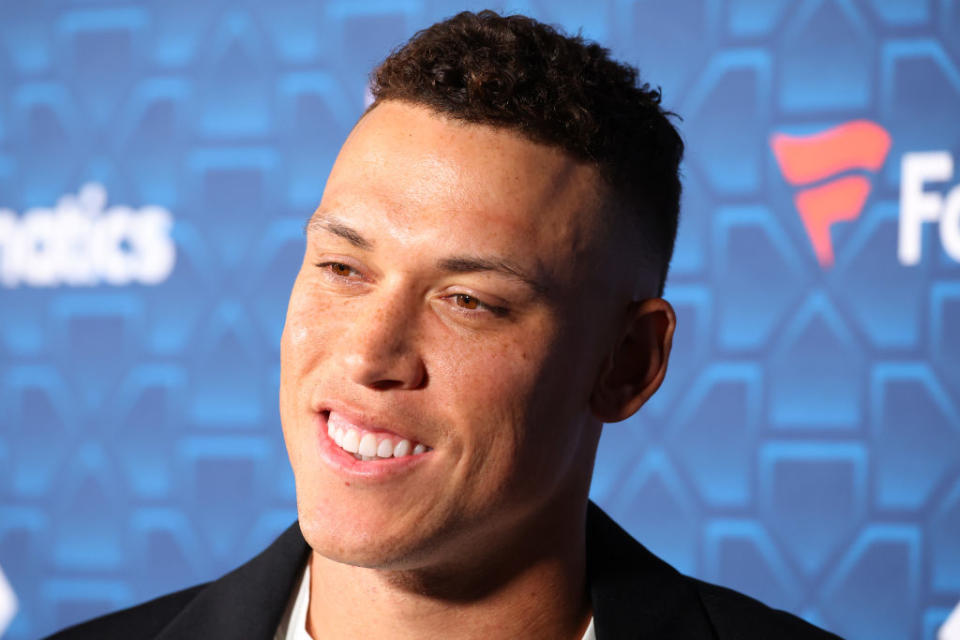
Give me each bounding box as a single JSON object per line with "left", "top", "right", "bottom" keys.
{"left": 369, "top": 10, "right": 683, "bottom": 296}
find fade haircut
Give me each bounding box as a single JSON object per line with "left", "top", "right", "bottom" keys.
{"left": 369, "top": 10, "right": 684, "bottom": 296}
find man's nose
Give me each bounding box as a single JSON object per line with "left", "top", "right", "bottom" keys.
{"left": 339, "top": 289, "right": 427, "bottom": 391}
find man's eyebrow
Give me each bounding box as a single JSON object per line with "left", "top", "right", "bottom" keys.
{"left": 438, "top": 256, "right": 548, "bottom": 296}
{"left": 304, "top": 214, "right": 373, "bottom": 250}
{"left": 305, "top": 214, "right": 547, "bottom": 294}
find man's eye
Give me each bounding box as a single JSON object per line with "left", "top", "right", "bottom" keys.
{"left": 315, "top": 262, "right": 360, "bottom": 279}
{"left": 455, "top": 294, "right": 480, "bottom": 310}
{"left": 449, "top": 293, "right": 509, "bottom": 317}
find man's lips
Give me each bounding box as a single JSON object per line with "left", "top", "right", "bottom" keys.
{"left": 314, "top": 411, "right": 434, "bottom": 479}
{"left": 319, "top": 407, "right": 432, "bottom": 462}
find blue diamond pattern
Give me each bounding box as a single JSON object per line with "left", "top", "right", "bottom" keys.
{"left": 1, "top": 2, "right": 958, "bottom": 638}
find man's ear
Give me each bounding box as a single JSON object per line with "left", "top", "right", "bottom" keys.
{"left": 590, "top": 298, "right": 676, "bottom": 423}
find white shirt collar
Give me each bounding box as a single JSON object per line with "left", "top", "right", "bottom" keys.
{"left": 274, "top": 561, "right": 312, "bottom": 640}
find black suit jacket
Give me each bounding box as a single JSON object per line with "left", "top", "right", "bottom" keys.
{"left": 47, "top": 503, "right": 841, "bottom": 639}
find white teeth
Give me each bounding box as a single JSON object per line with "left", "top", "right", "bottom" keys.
{"left": 342, "top": 429, "right": 360, "bottom": 453}
{"left": 326, "top": 412, "right": 430, "bottom": 460}
{"left": 358, "top": 433, "right": 378, "bottom": 457}
{"left": 393, "top": 439, "right": 411, "bottom": 457}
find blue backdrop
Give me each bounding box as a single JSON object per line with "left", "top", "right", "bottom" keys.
{"left": 1, "top": 1, "right": 959, "bottom": 638}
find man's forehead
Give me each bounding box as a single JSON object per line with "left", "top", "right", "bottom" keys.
{"left": 346, "top": 102, "right": 600, "bottom": 193}
{"left": 313, "top": 101, "right": 642, "bottom": 293}
{"left": 353, "top": 111, "right": 605, "bottom": 216}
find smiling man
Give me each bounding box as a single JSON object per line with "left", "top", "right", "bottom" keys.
{"left": 49, "top": 10, "right": 839, "bottom": 640}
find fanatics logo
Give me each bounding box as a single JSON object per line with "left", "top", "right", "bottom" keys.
{"left": 770, "top": 120, "right": 891, "bottom": 268}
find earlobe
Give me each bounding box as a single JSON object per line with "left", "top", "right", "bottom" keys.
{"left": 590, "top": 298, "right": 676, "bottom": 423}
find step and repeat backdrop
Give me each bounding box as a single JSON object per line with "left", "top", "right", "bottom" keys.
{"left": 1, "top": 1, "right": 959, "bottom": 638}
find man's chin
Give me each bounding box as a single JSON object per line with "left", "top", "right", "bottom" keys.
{"left": 298, "top": 508, "right": 434, "bottom": 570}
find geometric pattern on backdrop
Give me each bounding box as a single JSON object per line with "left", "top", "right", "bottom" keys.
{"left": 1, "top": 1, "right": 958, "bottom": 638}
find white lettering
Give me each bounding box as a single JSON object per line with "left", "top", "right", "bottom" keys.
{"left": 56, "top": 202, "right": 97, "bottom": 286}
{"left": 133, "top": 206, "right": 176, "bottom": 284}
{"left": 941, "top": 598, "right": 960, "bottom": 640}
{"left": 0, "top": 183, "right": 176, "bottom": 288}
{"left": 0, "top": 210, "right": 18, "bottom": 287}
{"left": 940, "top": 184, "right": 960, "bottom": 262}
{"left": 21, "top": 208, "right": 60, "bottom": 287}
{"left": 0, "top": 563, "right": 17, "bottom": 639}
{"left": 899, "top": 151, "right": 958, "bottom": 265}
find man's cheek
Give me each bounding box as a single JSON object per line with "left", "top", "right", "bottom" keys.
{"left": 281, "top": 299, "right": 337, "bottom": 372}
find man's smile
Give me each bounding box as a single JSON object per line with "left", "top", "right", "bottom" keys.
{"left": 314, "top": 406, "right": 437, "bottom": 481}
{"left": 325, "top": 410, "right": 432, "bottom": 461}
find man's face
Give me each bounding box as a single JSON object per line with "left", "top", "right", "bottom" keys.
{"left": 280, "top": 101, "right": 636, "bottom": 570}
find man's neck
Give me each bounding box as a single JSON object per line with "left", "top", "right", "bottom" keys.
{"left": 305, "top": 507, "right": 592, "bottom": 640}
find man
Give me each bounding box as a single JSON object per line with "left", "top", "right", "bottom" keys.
{"left": 50, "top": 10, "right": 839, "bottom": 639}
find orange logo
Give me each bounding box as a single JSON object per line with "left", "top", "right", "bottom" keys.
{"left": 770, "top": 120, "right": 891, "bottom": 267}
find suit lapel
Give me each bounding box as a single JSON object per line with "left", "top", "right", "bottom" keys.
{"left": 156, "top": 522, "right": 310, "bottom": 640}
{"left": 587, "top": 502, "right": 716, "bottom": 639}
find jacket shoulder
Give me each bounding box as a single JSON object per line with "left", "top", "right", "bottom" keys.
{"left": 586, "top": 502, "right": 843, "bottom": 639}
{"left": 43, "top": 583, "right": 207, "bottom": 639}
{"left": 43, "top": 521, "right": 308, "bottom": 640}
{"left": 691, "top": 578, "right": 843, "bottom": 640}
